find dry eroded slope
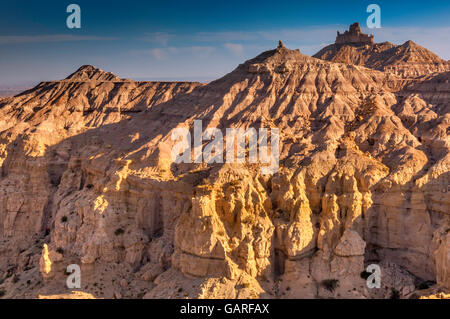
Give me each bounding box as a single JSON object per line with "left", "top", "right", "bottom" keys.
{"left": 0, "top": 46, "right": 448, "bottom": 299}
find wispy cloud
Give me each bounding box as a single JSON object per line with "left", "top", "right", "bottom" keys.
{"left": 223, "top": 43, "right": 244, "bottom": 55}
{"left": 131, "top": 46, "right": 216, "bottom": 60}
{"left": 0, "top": 34, "right": 118, "bottom": 45}
{"left": 135, "top": 25, "right": 450, "bottom": 59}
{"left": 192, "top": 31, "right": 258, "bottom": 42}
{"left": 135, "top": 26, "right": 344, "bottom": 56}
{"left": 138, "top": 32, "right": 174, "bottom": 46}
{"left": 149, "top": 48, "right": 167, "bottom": 61}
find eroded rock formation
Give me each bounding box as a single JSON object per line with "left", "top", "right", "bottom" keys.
{"left": 336, "top": 23, "right": 374, "bottom": 45}
{"left": 315, "top": 23, "right": 450, "bottom": 78}
{"left": 0, "top": 40, "right": 448, "bottom": 299}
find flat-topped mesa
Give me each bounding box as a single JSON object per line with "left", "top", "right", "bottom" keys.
{"left": 336, "top": 22, "right": 374, "bottom": 45}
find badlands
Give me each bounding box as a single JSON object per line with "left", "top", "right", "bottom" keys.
{"left": 0, "top": 23, "right": 448, "bottom": 299}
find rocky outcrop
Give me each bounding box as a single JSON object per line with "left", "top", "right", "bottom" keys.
{"left": 315, "top": 24, "right": 450, "bottom": 78}
{"left": 433, "top": 226, "right": 450, "bottom": 288}
{"left": 65, "top": 65, "right": 123, "bottom": 82}
{"left": 336, "top": 23, "right": 374, "bottom": 45}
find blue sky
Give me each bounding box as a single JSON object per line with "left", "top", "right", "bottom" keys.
{"left": 1, "top": 0, "right": 450, "bottom": 86}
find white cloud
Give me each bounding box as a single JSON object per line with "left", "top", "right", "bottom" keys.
{"left": 0, "top": 35, "right": 117, "bottom": 45}
{"left": 138, "top": 25, "right": 450, "bottom": 59}
{"left": 150, "top": 48, "right": 167, "bottom": 61}
{"left": 192, "top": 31, "right": 258, "bottom": 42}
{"left": 184, "top": 46, "right": 216, "bottom": 56}
{"left": 131, "top": 46, "right": 216, "bottom": 60}
{"left": 139, "top": 32, "right": 173, "bottom": 46}
{"left": 139, "top": 26, "right": 345, "bottom": 56}
{"left": 223, "top": 43, "right": 244, "bottom": 55}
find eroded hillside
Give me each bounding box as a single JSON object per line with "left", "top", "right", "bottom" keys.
{"left": 0, "top": 43, "right": 448, "bottom": 299}
{"left": 314, "top": 24, "right": 450, "bottom": 78}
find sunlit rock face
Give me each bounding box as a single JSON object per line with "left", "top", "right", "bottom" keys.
{"left": 335, "top": 23, "right": 374, "bottom": 45}
{"left": 0, "top": 42, "right": 448, "bottom": 299}
{"left": 315, "top": 23, "right": 450, "bottom": 79}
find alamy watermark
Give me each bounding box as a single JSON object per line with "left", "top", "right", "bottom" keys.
{"left": 366, "top": 264, "right": 381, "bottom": 289}
{"left": 65, "top": 4, "right": 379, "bottom": 31}
{"left": 66, "top": 4, "right": 81, "bottom": 29}
{"left": 66, "top": 264, "right": 81, "bottom": 289}
{"left": 367, "top": 4, "right": 381, "bottom": 29}
{"left": 171, "top": 120, "right": 280, "bottom": 175}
